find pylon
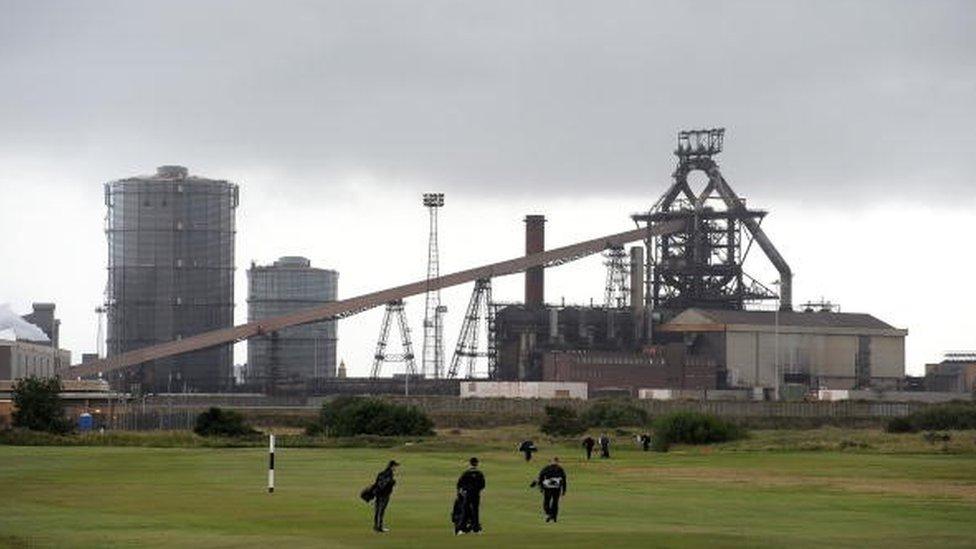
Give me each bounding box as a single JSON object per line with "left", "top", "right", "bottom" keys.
{"left": 371, "top": 299, "right": 417, "bottom": 378}
{"left": 448, "top": 278, "right": 494, "bottom": 379}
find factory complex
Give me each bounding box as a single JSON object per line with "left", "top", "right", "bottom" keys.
{"left": 2, "top": 130, "right": 973, "bottom": 412}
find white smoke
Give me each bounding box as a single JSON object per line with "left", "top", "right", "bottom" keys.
{"left": 0, "top": 303, "right": 50, "bottom": 342}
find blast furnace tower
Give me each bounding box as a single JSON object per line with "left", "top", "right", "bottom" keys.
{"left": 632, "top": 129, "right": 791, "bottom": 317}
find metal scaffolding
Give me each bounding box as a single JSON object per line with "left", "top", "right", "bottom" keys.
{"left": 370, "top": 299, "right": 416, "bottom": 378}
{"left": 448, "top": 278, "right": 495, "bottom": 379}
{"left": 603, "top": 245, "right": 629, "bottom": 308}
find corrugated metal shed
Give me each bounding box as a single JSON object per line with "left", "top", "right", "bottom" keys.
{"left": 665, "top": 308, "right": 899, "bottom": 330}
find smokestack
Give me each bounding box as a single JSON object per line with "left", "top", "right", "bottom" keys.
{"left": 524, "top": 215, "right": 546, "bottom": 307}
{"left": 630, "top": 246, "right": 646, "bottom": 342}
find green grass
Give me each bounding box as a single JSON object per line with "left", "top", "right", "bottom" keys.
{"left": 3, "top": 432, "right": 976, "bottom": 548}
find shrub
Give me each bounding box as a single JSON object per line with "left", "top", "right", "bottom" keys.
{"left": 837, "top": 439, "right": 871, "bottom": 450}
{"left": 540, "top": 406, "right": 586, "bottom": 437}
{"left": 651, "top": 411, "right": 746, "bottom": 452}
{"left": 581, "top": 400, "right": 649, "bottom": 428}
{"left": 884, "top": 403, "right": 976, "bottom": 433}
{"left": 909, "top": 403, "right": 976, "bottom": 431}
{"left": 884, "top": 416, "right": 914, "bottom": 433}
{"left": 307, "top": 397, "right": 434, "bottom": 437}
{"left": 12, "top": 376, "right": 72, "bottom": 434}
{"left": 193, "top": 407, "right": 258, "bottom": 437}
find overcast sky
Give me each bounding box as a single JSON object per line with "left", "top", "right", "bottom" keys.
{"left": 1, "top": 0, "right": 974, "bottom": 377}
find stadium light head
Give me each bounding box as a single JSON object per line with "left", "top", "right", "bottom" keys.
{"left": 422, "top": 192, "right": 445, "bottom": 207}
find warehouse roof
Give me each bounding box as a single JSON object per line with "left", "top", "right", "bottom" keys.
{"left": 666, "top": 308, "right": 899, "bottom": 330}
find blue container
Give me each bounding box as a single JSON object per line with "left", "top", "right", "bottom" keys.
{"left": 78, "top": 413, "right": 93, "bottom": 432}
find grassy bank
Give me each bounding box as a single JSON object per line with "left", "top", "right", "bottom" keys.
{"left": 3, "top": 426, "right": 976, "bottom": 455}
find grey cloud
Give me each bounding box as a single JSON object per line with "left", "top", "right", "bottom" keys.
{"left": 0, "top": 0, "right": 974, "bottom": 202}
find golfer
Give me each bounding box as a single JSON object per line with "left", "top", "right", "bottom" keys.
{"left": 518, "top": 439, "right": 538, "bottom": 462}
{"left": 582, "top": 436, "right": 595, "bottom": 459}
{"left": 531, "top": 457, "right": 567, "bottom": 522}
{"left": 637, "top": 433, "right": 651, "bottom": 451}
{"left": 453, "top": 457, "right": 486, "bottom": 534}
{"left": 369, "top": 460, "right": 399, "bottom": 533}
{"left": 599, "top": 433, "right": 611, "bottom": 458}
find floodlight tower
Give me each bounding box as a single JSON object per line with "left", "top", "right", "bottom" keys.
{"left": 421, "top": 192, "right": 446, "bottom": 378}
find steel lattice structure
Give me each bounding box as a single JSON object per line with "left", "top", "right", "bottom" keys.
{"left": 603, "top": 245, "right": 629, "bottom": 308}
{"left": 370, "top": 299, "right": 416, "bottom": 378}
{"left": 448, "top": 278, "right": 495, "bottom": 379}
{"left": 632, "top": 128, "right": 791, "bottom": 312}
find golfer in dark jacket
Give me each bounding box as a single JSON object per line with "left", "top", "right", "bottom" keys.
{"left": 371, "top": 460, "right": 399, "bottom": 532}
{"left": 598, "top": 433, "right": 611, "bottom": 458}
{"left": 518, "top": 440, "right": 538, "bottom": 462}
{"left": 638, "top": 433, "right": 651, "bottom": 451}
{"left": 582, "top": 436, "right": 595, "bottom": 460}
{"left": 531, "top": 457, "right": 567, "bottom": 522}
{"left": 453, "top": 457, "right": 486, "bottom": 534}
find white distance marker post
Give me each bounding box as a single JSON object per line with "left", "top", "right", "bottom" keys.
{"left": 268, "top": 434, "right": 275, "bottom": 494}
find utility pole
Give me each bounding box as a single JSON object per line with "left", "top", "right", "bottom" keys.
{"left": 421, "top": 193, "right": 446, "bottom": 378}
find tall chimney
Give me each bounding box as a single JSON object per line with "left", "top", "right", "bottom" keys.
{"left": 524, "top": 215, "right": 546, "bottom": 307}
{"left": 630, "top": 246, "right": 646, "bottom": 342}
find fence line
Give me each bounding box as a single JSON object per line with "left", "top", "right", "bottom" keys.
{"left": 98, "top": 396, "right": 953, "bottom": 431}
{"left": 381, "top": 397, "right": 927, "bottom": 419}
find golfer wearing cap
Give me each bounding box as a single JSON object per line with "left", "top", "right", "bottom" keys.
{"left": 453, "top": 457, "right": 486, "bottom": 534}
{"left": 370, "top": 460, "right": 399, "bottom": 532}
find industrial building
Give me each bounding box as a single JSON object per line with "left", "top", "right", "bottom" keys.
{"left": 247, "top": 256, "right": 338, "bottom": 387}
{"left": 658, "top": 308, "right": 907, "bottom": 391}
{"left": 21, "top": 303, "right": 60, "bottom": 348}
{"left": 73, "top": 129, "right": 910, "bottom": 401}
{"left": 0, "top": 303, "right": 70, "bottom": 380}
{"left": 925, "top": 353, "right": 976, "bottom": 393}
{"left": 494, "top": 304, "right": 640, "bottom": 381}
{"left": 0, "top": 339, "right": 71, "bottom": 380}
{"left": 460, "top": 381, "right": 587, "bottom": 399}
{"left": 490, "top": 129, "right": 908, "bottom": 398}
{"left": 104, "top": 165, "right": 238, "bottom": 393}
